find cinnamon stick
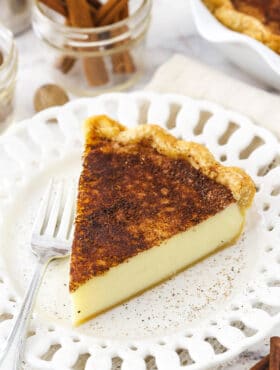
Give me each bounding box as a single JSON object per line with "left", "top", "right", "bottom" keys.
{"left": 39, "top": 0, "right": 127, "bottom": 28}
{"left": 39, "top": 0, "right": 101, "bottom": 18}
{"left": 250, "top": 336, "right": 280, "bottom": 370}
{"left": 269, "top": 337, "right": 280, "bottom": 370}
{"left": 95, "top": 0, "right": 119, "bottom": 25}
{"left": 110, "top": 1, "right": 135, "bottom": 74}
{"left": 65, "top": 0, "right": 93, "bottom": 27}
{"left": 54, "top": 18, "right": 77, "bottom": 74}
{"left": 250, "top": 355, "right": 270, "bottom": 370}
{"left": 65, "top": 0, "right": 109, "bottom": 86}
{"left": 39, "top": 0, "right": 102, "bottom": 76}
{"left": 119, "top": 3, "right": 135, "bottom": 73}
{"left": 55, "top": 54, "right": 76, "bottom": 74}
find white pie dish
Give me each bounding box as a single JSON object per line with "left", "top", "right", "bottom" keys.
{"left": 0, "top": 92, "right": 279, "bottom": 370}
{"left": 190, "top": 0, "right": 280, "bottom": 91}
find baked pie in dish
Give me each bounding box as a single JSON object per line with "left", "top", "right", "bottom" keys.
{"left": 203, "top": 0, "right": 280, "bottom": 53}
{"left": 70, "top": 115, "right": 255, "bottom": 326}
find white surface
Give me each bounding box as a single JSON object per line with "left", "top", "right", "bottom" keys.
{"left": 5, "top": 0, "right": 280, "bottom": 369}
{"left": 191, "top": 0, "right": 280, "bottom": 91}
{"left": 0, "top": 92, "right": 280, "bottom": 370}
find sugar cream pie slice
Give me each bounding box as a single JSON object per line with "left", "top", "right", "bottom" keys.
{"left": 203, "top": 0, "right": 280, "bottom": 53}
{"left": 70, "top": 115, "right": 255, "bottom": 326}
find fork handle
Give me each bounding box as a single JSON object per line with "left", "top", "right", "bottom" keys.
{"left": 0, "top": 259, "right": 48, "bottom": 370}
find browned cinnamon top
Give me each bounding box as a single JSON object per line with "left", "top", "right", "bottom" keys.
{"left": 70, "top": 139, "right": 235, "bottom": 292}
{"left": 232, "top": 0, "right": 280, "bottom": 34}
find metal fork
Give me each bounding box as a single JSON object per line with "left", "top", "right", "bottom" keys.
{"left": 0, "top": 179, "right": 76, "bottom": 370}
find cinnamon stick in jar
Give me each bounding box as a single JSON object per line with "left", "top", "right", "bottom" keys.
{"left": 94, "top": 0, "right": 135, "bottom": 74}
{"left": 65, "top": 0, "right": 109, "bottom": 86}
{"left": 95, "top": 0, "right": 120, "bottom": 25}
{"left": 110, "top": 0, "right": 135, "bottom": 74}
{"left": 55, "top": 54, "right": 76, "bottom": 74}
{"left": 39, "top": 0, "right": 100, "bottom": 18}
{"left": 55, "top": 19, "right": 77, "bottom": 74}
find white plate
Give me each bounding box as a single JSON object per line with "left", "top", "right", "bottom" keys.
{"left": 190, "top": 0, "right": 280, "bottom": 90}
{"left": 0, "top": 92, "right": 280, "bottom": 370}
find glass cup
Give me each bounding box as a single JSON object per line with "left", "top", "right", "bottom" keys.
{"left": 0, "top": 0, "right": 32, "bottom": 35}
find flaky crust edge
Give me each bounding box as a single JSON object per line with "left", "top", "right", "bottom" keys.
{"left": 83, "top": 115, "right": 255, "bottom": 210}
{"left": 203, "top": 0, "right": 280, "bottom": 54}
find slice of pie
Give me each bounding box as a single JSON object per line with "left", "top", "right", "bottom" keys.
{"left": 70, "top": 115, "right": 255, "bottom": 326}
{"left": 203, "top": 0, "right": 280, "bottom": 53}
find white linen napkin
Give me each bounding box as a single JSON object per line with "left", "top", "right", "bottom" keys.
{"left": 146, "top": 54, "right": 280, "bottom": 138}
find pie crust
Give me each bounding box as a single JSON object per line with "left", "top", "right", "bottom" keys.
{"left": 83, "top": 115, "right": 255, "bottom": 209}
{"left": 203, "top": 0, "right": 280, "bottom": 53}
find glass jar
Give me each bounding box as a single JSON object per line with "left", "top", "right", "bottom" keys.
{"left": 32, "top": 0, "right": 152, "bottom": 96}
{"left": 0, "top": 25, "right": 18, "bottom": 129}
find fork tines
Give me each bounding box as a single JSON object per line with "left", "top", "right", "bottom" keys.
{"left": 33, "top": 179, "right": 76, "bottom": 242}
